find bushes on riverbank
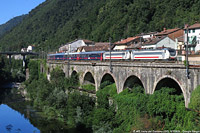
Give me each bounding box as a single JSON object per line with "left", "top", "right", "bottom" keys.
{"left": 0, "top": 56, "right": 25, "bottom": 85}
{"left": 25, "top": 61, "right": 200, "bottom": 132}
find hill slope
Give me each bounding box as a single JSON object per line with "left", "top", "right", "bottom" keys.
{"left": 0, "top": 0, "right": 200, "bottom": 51}
{"left": 0, "top": 15, "right": 27, "bottom": 37}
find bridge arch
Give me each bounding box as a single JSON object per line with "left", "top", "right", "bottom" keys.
{"left": 83, "top": 71, "right": 95, "bottom": 85}
{"left": 100, "top": 72, "right": 117, "bottom": 90}
{"left": 71, "top": 70, "right": 79, "bottom": 83}
{"left": 153, "top": 75, "right": 186, "bottom": 104}
{"left": 123, "top": 75, "right": 144, "bottom": 90}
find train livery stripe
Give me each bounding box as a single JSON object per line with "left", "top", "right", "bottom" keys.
{"left": 134, "top": 56, "right": 159, "bottom": 59}
{"left": 105, "top": 57, "right": 123, "bottom": 59}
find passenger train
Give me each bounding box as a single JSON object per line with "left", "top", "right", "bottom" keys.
{"left": 47, "top": 48, "right": 177, "bottom": 61}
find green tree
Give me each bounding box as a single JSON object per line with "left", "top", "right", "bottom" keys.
{"left": 189, "top": 85, "right": 200, "bottom": 111}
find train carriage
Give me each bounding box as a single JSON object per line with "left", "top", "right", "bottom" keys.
{"left": 79, "top": 51, "right": 104, "bottom": 61}
{"left": 65, "top": 52, "right": 80, "bottom": 60}
{"left": 103, "top": 50, "right": 130, "bottom": 60}
{"left": 47, "top": 48, "right": 177, "bottom": 62}
{"left": 131, "top": 48, "right": 177, "bottom": 60}
{"left": 64, "top": 51, "right": 105, "bottom": 61}
{"left": 47, "top": 53, "right": 65, "bottom": 60}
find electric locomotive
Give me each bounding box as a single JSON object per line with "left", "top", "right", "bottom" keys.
{"left": 131, "top": 48, "right": 177, "bottom": 60}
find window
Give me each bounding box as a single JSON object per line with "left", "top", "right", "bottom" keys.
{"left": 193, "top": 29, "right": 195, "bottom": 33}
{"left": 189, "top": 30, "right": 191, "bottom": 33}
{"left": 185, "top": 30, "right": 187, "bottom": 33}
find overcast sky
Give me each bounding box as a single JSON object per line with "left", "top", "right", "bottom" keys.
{"left": 0, "top": 0, "right": 45, "bottom": 25}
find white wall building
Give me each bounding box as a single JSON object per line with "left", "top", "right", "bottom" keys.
{"left": 27, "top": 45, "right": 34, "bottom": 52}
{"left": 184, "top": 23, "right": 200, "bottom": 52}
{"left": 142, "top": 36, "right": 176, "bottom": 49}
{"left": 59, "top": 39, "right": 94, "bottom": 52}
{"left": 139, "top": 32, "right": 157, "bottom": 39}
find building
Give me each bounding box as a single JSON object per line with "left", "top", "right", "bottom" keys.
{"left": 77, "top": 42, "right": 110, "bottom": 52}
{"left": 59, "top": 39, "right": 94, "bottom": 52}
{"left": 176, "top": 35, "right": 185, "bottom": 54}
{"left": 155, "top": 28, "right": 184, "bottom": 41}
{"left": 21, "top": 45, "right": 35, "bottom": 52}
{"left": 27, "top": 45, "right": 35, "bottom": 52}
{"left": 113, "top": 36, "right": 142, "bottom": 50}
{"left": 142, "top": 36, "right": 176, "bottom": 49}
{"left": 137, "top": 32, "right": 157, "bottom": 39}
{"left": 184, "top": 22, "right": 200, "bottom": 53}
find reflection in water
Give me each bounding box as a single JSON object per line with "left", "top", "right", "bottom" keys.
{"left": 0, "top": 87, "right": 77, "bottom": 133}
{"left": 0, "top": 104, "right": 40, "bottom": 133}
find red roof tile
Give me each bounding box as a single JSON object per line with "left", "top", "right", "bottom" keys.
{"left": 143, "top": 36, "right": 166, "bottom": 45}
{"left": 78, "top": 46, "right": 109, "bottom": 52}
{"left": 115, "top": 36, "right": 140, "bottom": 45}
{"left": 83, "top": 39, "right": 93, "bottom": 44}
{"left": 95, "top": 42, "right": 110, "bottom": 46}
{"left": 188, "top": 22, "right": 200, "bottom": 29}
{"left": 156, "top": 28, "right": 181, "bottom": 36}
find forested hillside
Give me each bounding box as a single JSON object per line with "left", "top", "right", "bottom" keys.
{"left": 0, "top": 15, "right": 26, "bottom": 37}
{"left": 0, "top": 0, "right": 200, "bottom": 51}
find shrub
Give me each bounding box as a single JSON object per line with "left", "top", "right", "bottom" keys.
{"left": 189, "top": 85, "right": 200, "bottom": 111}
{"left": 82, "top": 84, "right": 95, "bottom": 91}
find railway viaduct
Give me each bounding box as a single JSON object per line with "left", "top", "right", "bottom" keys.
{"left": 43, "top": 61, "right": 200, "bottom": 107}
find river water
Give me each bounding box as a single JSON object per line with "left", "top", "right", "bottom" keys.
{"left": 0, "top": 87, "right": 76, "bottom": 133}
{"left": 0, "top": 104, "right": 40, "bottom": 132}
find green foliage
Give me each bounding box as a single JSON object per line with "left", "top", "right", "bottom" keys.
{"left": 67, "top": 91, "right": 95, "bottom": 126}
{"left": 81, "top": 84, "right": 95, "bottom": 91}
{"left": 189, "top": 85, "right": 200, "bottom": 111}
{"left": 0, "top": 56, "right": 25, "bottom": 84}
{"left": 91, "top": 108, "right": 114, "bottom": 133}
{"left": 113, "top": 86, "right": 149, "bottom": 132}
{"left": 147, "top": 87, "right": 184, "bottom": 118}
{"left": 96, "top": 83, "right": 117, "bottom": 109}
{"left": 99, "top": 81, "right": 113, "bottom": 90}
{"left": 0, "top": 15, "right": 26, "bottom": 38}
{"left": 50, "top": 67, "right": 65, "bottom": 89}
{"left": 27, "top": 60, "right": 40, "bottom": 81}
{"left": 1, "top": 0, "right": 200, "bottom": 51}
{"left": 24, "top": 61, "right": 200, "bottom": 131}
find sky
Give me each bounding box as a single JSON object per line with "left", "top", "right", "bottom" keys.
{"left": 0, "top": 0, "right": 46, "bottom": 25}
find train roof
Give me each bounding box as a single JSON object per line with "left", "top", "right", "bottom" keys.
{"left": 48, "top": 53, "right": 65, "bottom": 56}
{"left": 104, "top": 50, "right": 129, "bottom": 53}
{"left": 79, "top": 51, "right": 105, "bottom": 54}
{"left": 132, "top": 48, "right": 175, "bottom": 52}
{"left": 65, "top": 51, "right": 105, "bottom": 55}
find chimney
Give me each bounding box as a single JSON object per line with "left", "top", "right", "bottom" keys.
{"left": 184, "top": 24, "right": 189, "bottom": 29}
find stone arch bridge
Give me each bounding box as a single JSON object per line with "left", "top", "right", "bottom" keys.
{"left": 44, "top": 61, "right": 200, "bottom": 107}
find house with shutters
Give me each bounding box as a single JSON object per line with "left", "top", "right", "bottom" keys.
{"left": 184, "top": 22, "right": 200, "bottom": 53}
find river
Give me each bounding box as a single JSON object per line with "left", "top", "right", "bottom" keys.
{"left": 0, "top": 87, "right": 77, "bottom": 133}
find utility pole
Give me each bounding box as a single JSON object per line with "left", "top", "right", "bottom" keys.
{"left": 109, "top": 37, "right": 112, "bottom": 73}
{"left": 68, "top": 45, "right": 70, "bottom": 77}
{"left": 186, "top": 25, "right": 190, "bottom": 79}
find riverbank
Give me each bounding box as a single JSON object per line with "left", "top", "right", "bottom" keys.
{"left": 0, "top": 86, "right": 78, "bottom": 132}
